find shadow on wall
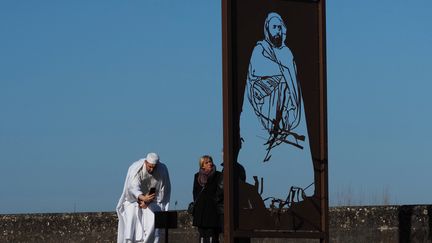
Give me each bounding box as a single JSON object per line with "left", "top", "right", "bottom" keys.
{"left": 398, "top": 205, "right": 432, "bottom": 243}
{"left": 398, "top": 205, "right": 413, "bottom": 243}
{"left": 429, "top": 205, "right": 432, "bottom": 242}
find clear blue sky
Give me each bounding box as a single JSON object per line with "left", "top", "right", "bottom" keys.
{"left": 0, "top": 0, "right": 431, "bottom": 214}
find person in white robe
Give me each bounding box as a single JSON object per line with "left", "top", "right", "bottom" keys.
{"left": 116, "top": 152, "right": 171, "bottom": 243}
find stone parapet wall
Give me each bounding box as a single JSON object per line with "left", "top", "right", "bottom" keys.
{"left": 1, "top": 205, "right": 431, "bottom": 242}
{"left": 330, "top": 205, "right": 432, "bottom": 243}
{"left": 1, "top": 212, "right": 118, "bottom": 243}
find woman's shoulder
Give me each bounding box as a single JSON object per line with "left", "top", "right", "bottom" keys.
{"left": 213, "top": 170, "right": 223, "bottom": 180}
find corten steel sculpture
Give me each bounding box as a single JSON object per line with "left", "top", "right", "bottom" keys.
{"left": 223, "top": 0, "right": 328, "bottom": 242}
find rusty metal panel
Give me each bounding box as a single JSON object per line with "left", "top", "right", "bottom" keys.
{"left": 223, "top": 0, "right": 328, "bottom": 242}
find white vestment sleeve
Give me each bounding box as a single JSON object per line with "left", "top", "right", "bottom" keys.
{"left": 116, "top": 160, "right": 145, "bottom": 243}
{"left": 128, "top": 172, "right": 143, "bottom": 200}
{"left": 157, "top": 163, "right": 171, "bottom": 211}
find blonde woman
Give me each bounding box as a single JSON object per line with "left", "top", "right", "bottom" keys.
{"left": 192, "top": 155, "right": 223, "bottom": 243}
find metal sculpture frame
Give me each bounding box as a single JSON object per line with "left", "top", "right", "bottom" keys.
{"left": 222, "top": 0, "right": 328, "bottom": 242}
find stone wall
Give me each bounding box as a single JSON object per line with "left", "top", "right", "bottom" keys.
{"left": 1, "top": 205, "right": 431, "bottom": 243}
{"left": 330, "top": 205, "right": 432, "bottom": 243}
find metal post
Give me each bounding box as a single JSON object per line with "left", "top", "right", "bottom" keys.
{"left": 318, "top": 0, "right": 329, "bottom": 242}
{"left": 222, "top": 0, "right": 235, "bottom": 242}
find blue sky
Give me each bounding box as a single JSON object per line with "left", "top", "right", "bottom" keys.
{"left": 0, "top": 0, "right": 431, "bottom": 214}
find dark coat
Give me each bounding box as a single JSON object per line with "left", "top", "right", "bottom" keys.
{"left": 192, "top": 170, "right": 223, "bottom": 229}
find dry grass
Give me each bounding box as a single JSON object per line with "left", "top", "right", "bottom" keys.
{"left": 331, "top": 185, "right": 394, "bottom": 206}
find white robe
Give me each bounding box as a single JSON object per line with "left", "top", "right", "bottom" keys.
{"left": 116, "top": 159, "right": 171, "bottom": 243}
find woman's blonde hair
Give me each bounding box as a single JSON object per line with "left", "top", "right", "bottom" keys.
{"left": 199, "top": 155, "right": 213, "bottom": 168}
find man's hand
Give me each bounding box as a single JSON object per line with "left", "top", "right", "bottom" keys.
{"left": 138, "top": 192, "right": 155, "bottom": 208}
{"left": 138, "top": 200, "right": 147, "bottom": 209}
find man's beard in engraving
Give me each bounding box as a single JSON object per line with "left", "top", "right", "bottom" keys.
{"left": 270, "top": 34, "right": 282, "bottom": 48}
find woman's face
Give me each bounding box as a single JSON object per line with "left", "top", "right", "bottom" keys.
{"left": 202, "top": 159, "right": 214, "bottom": 172}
